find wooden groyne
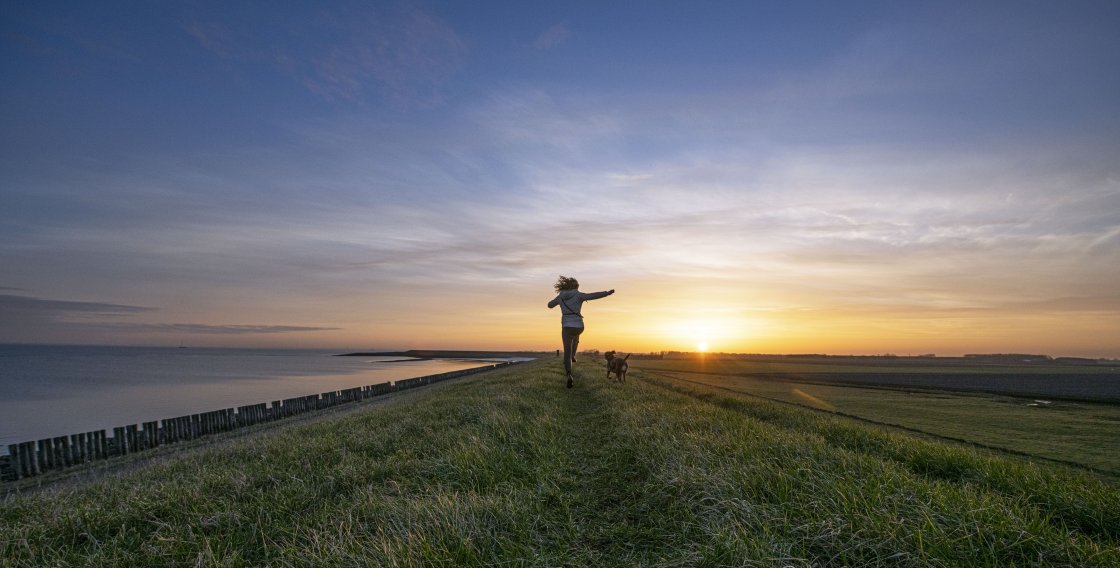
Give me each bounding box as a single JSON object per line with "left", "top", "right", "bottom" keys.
{"left": 1, "top": 361, "right": 518, "bottom": 482}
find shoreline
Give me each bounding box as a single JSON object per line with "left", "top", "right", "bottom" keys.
{"left": 0, "top": 368, "right": 486, "bottom": 497}
{"left": 1, "top": 361, "right": 521, "bottom": 484}
{"left": 337, "top": 349, "right": 546, "bottom": 360}
{"left": 0, "top": 348, "right": 507, "bottom": 452}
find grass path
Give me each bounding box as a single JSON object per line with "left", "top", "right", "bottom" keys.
{"left": 2, "top": 359, "right": 1118, "bottom": 566}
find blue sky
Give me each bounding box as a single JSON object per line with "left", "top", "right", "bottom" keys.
{"left": 2, "top": 1, "right": 1119, "bottom": 356}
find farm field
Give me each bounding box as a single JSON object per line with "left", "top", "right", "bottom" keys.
{"left": 2, "top": 358, "right": 1118, "bottom": 566}
{"left": 634, "top": 356, "right": 1120, "bottom": 475}
{"left": 631, "top": 356, "right": 1120, "bottom": 405}
{"left": 643, "top": 369, "right": 1120, "bottom": 476}
{"left": 634, "top": 356, "right": 1120, "bottom": 402}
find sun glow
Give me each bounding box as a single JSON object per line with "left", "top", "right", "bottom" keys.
{"left": 659, "top": 315, "right": 756, "bottom": 353}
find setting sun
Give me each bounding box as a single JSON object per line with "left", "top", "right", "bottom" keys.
{"left": 650, "top": 314, "right": 761, "bottom": 353}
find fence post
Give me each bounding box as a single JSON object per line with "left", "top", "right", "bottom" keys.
{"left": 7, "top": 444, "right": 21, "bottom": 480}
{"left": 144, "top": 422, "right": 160, "bottom": 449}
{"left": 53, "top": 436, "right": 67, "bottom": 467}
{"left": 93, "top": 430, "right": 105, "bottom": 459}
{"left": 127, "top": 425, "right": 139, "bottom": 453}
{"left": 73, "top": 433, "right": 85, "bottom": 463}
{"left": 24, "top": 442, "right": 38, "bottom": 477}
{"left": 113, "top": 427, "right": 127, "bottom": 455}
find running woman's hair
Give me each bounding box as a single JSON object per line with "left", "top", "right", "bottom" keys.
{"left": 554, "top": 275, "right": 579, "bottom": 292}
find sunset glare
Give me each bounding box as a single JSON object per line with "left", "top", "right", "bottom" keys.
{"left": 2, "top": 3, "right": 1119, "bottom": 358}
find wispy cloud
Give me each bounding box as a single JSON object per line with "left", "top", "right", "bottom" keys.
{"left": 0, "top": 294, "right": 338, "bottom": 345}
{"left": 309, "top": 8, "right": 466, "bottom": 105}
{"left": 99, "top": 323, "right": 340, "bottom": 335}
{"left": 184, "top": 21, "right": 235, "bottom": 58}
{"left": 533, "top": 23, "right": 570, "bottom": 50}
{"left": 185, "top": 6, "right": 466, "bottom": 105}
{"left": 0, "top": 293, "right": 153, "bottom": 344}
{"left": 0, "top": 294, "right": 153, "bottom": 318}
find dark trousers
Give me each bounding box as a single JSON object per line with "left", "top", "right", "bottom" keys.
{"left": 561, "top": 326, "right": 583, "bottom": 374}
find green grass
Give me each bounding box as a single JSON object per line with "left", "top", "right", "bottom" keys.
{"left": 645, "top": 370, "right": 1120, "bottom": 475}
{"left": 1, "top": 359, "right": 1118, "bottom": 566}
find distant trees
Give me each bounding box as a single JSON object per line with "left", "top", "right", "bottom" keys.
{"left": 964, "top": 353, "right": 1052, "bottom": 363}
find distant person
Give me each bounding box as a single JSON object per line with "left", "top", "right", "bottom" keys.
{"left": 547, "top": 275, "right": 614, "bottom": 388}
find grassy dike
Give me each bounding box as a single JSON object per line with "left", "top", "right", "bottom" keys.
{"left": 1, "top": 359, "right": 1118, "bottom": 566}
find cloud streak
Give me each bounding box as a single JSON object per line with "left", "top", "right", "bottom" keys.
{"left": 0, "top": 294, "right": 154, "bottom": 318}
{"left": 186, "top": 5, "right": 466, "bottom": 105}
{"left": 0, "top": 294, "right": 339, "bottom": 345}
{"left": 99, "top": 323, "right": 340, "bottom": 335}
{"left": 533, "top": 23, "right": 570, "bottom": 50}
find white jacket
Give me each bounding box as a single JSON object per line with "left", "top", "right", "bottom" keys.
{"left": 548, "top": 289, "right": 612, "bottom": 328}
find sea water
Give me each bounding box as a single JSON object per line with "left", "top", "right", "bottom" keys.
{"left": 0, "top": 345, "right": 495, "bottom": 451}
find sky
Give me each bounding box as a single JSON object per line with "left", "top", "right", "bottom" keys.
{"left": 2, "top": 1, "right": 1119, "bottom": 357}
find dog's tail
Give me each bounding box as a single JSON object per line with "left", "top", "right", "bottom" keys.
{"left": 623, "top": 353, "right": 631, "bottom": 361}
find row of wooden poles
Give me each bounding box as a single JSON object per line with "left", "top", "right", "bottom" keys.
{"left": 1, "top": 361, "right": 515, "bottom": 481}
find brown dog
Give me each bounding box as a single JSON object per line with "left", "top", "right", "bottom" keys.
{"left": 605, "top": 350, "right": 631, "bottom": 383}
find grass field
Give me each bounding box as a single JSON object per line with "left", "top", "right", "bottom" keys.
{"left": 632, "top": 356, "right": 1120, "bottom": 403}
{"left": 2, "top": 359, "right": 1118, "bottom": 566}
{"left": 642, "top": 368, "right": 1120, "bottom": 476}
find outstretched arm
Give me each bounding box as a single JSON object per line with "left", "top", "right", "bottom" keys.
{"left": 580, "top": 289, "right": 615, "bottom": 301}
{"left": 547, "top": 295, "right": 560, "bottom": 308}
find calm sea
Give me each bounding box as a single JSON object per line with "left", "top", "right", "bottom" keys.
{"left": 0, "top": 345, "right": 496, "bottom": 451}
